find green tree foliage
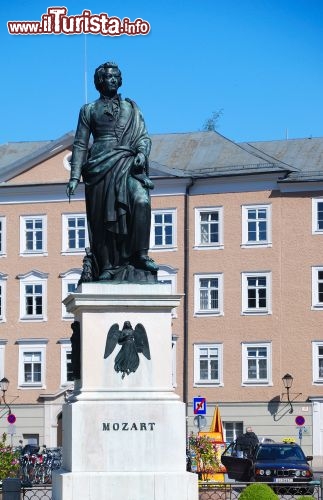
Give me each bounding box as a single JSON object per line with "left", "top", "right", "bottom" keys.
{"left": 239, "top": 483, "right": 279, "bottom": 500}
{"left": 202, "top": 109, "right": 223, "bottom": 131}
{"left": 189, "top": 433, "right": 220, "bottom": 480}
{"left": 0, "top": 433, "right": 20, "bottom": 481}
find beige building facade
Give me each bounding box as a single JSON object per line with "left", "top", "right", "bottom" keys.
{"left": 0, "top": 131, "right": 322, "bottom": 464}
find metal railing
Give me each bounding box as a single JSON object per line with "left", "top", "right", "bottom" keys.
{"left": 199, "top": 479, "right": 322, "bottom": 499}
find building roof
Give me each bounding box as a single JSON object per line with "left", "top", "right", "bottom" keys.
{"left": 0, "top": 130, "right": 322, "bottom": 183}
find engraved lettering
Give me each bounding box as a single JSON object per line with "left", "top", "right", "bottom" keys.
{"left": 130, "top": 422, "right": 138, "bottom": 431}
{"left": 122, "top": 422, "right": 129, "bottom": 430}
{"left": 140, "top": 423, "right": 147, "bottom": 431}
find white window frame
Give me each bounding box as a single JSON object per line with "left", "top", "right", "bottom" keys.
{"left": 150, "top": 209, "right": 177, "bottom": 251}
{"left": 0, "top": 216, "right": 6, "bottom": 256}
{"left": 18, "top": 271, "right": 48, "bottom": 321}
{"left": 194, "top": 207, "right": 224, "bottom": 250}
{"left": 194, "top": 273, "right": 223, "bottom": 316}
{"left": 241, "top": 204, "right": 272, "bottom": 248}
{"left": 171, "top": 335, "right": 178, "bottom": 388}
{"left": 194, "top": 343, "right": 223, "bottom": 386}
{"left": 62, "top": 213, "right": 89, "bottom": 254}
{"left": 20, "top": 215, "right": 47, "bottom": 256}
{"left": 312, "top": 341, "right": 323, "bottom": 384}
{"left": 0, "top": 273, "right": 7, "bottom": 322}
{"left": 0, "top": 341, "right": 7, "bottom": 380}
{"left": 241, "top": 271, "right": 271, "bottom": 315}
{"left": 60, "top": 269, "right": 81, "bottom": 319}
{"left": 312, "top": 198, "right": 323, "bottom": 235}
{"left": 312, "top": 267, "right": 323, "bottom": 310}
{"left": 59, "top": 339, "right": 74, "bottom": 387}
{"left": 17, "top": 339, "right": 48, "bottom": 388}
{"left": 242, "top": 342, "right": 272, "bottom": 386}
{"left": 157, "top": 265, "right": 178, "bottom": 317}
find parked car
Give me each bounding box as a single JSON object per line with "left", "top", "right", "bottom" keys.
{"left": 221, "top": 441, "right": 314, "bottom": 494}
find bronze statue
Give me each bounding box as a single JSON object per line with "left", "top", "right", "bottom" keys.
{"left": 66, "top": 62, "right": 158, "bottom": 282}
{"left": 104, "top": 321, "right": 151, "bottom": 379}
{"left": 70, "top": 321, "right": 81, "bottom": 380}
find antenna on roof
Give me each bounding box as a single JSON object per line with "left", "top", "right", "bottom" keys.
{"left": 84, "top": 35, "right": 88, "bottom": 104}
{"left": 285, "top": 128, "right": 289, "bottom": 140}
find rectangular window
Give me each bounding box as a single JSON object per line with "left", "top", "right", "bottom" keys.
{"left": 20, "top": 216, "right": 46, "bottom": 254}
{"left": 62, "top": 214, "right": 89, "bottom": 253}
{"left": 223, "top": 422, "right": 243, "bottom": 444}
{"left": 242, "top": 204, "right": 271, "bottom": 247}
{"left": 61, "top": 271, "right": 81, "bottom": 318}
{"left": 24, "top": 284, "right": 43, "bottom": 317}
{"left": 312, "top": 267, "right": 323, "bottom": 309}
{"left": 18, "top": 272, "right": 48, "bottom": 321}
{"left": 194, "top": 344, "right": 223, "bottom": 385}
{"left": 312, "top": 199, "right": 323, "bottom": 234}
{"left": 150, "top": 210, "right": 176, "bottom": 249}
{"left": 0, "top": 284, "right": 2, "bottom": 319}
{"left": 0, "top": 217, "right": 6, "bottom": 255}
{"left": 24, "top": 351, "right": 42, "bottom": 383}
{"left": 312, "top": 342, "right": 323, "bottom": 383}
{"left": 242, "top": 342, "right": 271, "bottom": 385}
{"left": 195, "top": 207, "right": 223, "bottom": 248}
{"left": 242, "top": 272, "right": 271, "bottom": 314}
{"left": 18, "top": 341, "right": 47, "bottom": 388}
{"left": 59, "top": 341, "right": 74, "bottom": 386}
{"left": 194, "top": 274, "right": 223, "bottom": 315}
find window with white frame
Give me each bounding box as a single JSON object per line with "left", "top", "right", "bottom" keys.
{"left": 242, "top": 342, "right": 272, "bottom": 385}
{"left": 20, "top": 215, "right": 47, "bottom": 255}
{"left": 241, "top": 272, "right": 271, "bottom": 314}
{"left": 194, "top": 274, "right": 223, "bottom": 315}
{"left": 171, "top": 335, "right": 178, "bottom": 388}
{"left": 223, "top": 422, "right": 243, "bottom": 444}
{"left": 60, "top": 269, "right": 81, "bottom": 318}
{"left": 312, "top": 198, "right": 323, "bottom": 234}
{"left": 0, "top": 273, "right": 7, "bottom": 322}
{"left": 17, "top": 339, "right": 47, "bottom": 388}
{"left": 18, "top": 271, "right": 48, "bottom": 321}
{"left": 242, "top": 204, "right": 271, "bottom": 247}
{"left": 62, "top": 214, "right": 89, "bottom": 253}
{"left": 194, "top": 344, "right": 223, "bottom": 385}
{"left": 0, "top": 217, "right": 6, "bottom": 256}
{"left": 59, "top": 340, "right": 74, "bottom": 386}
{"left": 312, "top": 267, "right": 323, "bottom": 309}
{"left": 157, "top": 265, "right": 178, "bottom": 317}
{"left": 195, "top": 207, "right": 223, "bottom": 249}
{"left": 0, "top": 341, "right": 7, "bottom": 380}
{"left": 150, "top": 209, "right": 176, "bottom": 250}
{"left": 312, "top": 342, "right": 323, "bottom": 383}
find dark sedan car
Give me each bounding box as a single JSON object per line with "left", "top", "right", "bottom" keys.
{"left": 221, "top": 441, "right": 314, "bottom": 493}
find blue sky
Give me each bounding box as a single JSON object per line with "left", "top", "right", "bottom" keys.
{"left": 1, "top": 0, "right": 323, "bottom": 144}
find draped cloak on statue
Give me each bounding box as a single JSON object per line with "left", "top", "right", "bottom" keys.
{"left": 70, "top": 95, "right": 152, "bottom": 277}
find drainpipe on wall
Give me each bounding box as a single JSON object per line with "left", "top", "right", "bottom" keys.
{"left": 183, "top": 177, "right": 195, "bottom": 419}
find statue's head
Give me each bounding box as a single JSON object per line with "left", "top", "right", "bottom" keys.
{"left": 94, "top": 62, "right": 122, "bottom": 94}
{"left": 123, "top": 321, "right": 132, "bottom": 330}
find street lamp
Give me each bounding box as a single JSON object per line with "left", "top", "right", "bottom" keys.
{"left": 282, "top": 373, "right": 294, "bottom": 414}
{"left": 0, "top": 377, "right": 11, "bottom": 414}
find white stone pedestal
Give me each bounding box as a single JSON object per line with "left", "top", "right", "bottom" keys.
{"left": 52, "top": 283, "right": 198, "bottom": 500}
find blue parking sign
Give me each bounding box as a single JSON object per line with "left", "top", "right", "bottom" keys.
{"left": 193, "top": 397, "right": 206, "bottom": 415}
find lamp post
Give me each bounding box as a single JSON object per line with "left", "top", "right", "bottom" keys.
{"left": 282, "top": 373, "right": 294, "bottom": 414}
{"left": 0, "top": 377, "right": 11, "bottom": 415}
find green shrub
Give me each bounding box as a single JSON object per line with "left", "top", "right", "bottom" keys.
{"left": 0, "top": 433, "right": 20, "bottom": 481}
{"left": 239, "top": 483, "right": 279, "bottom": 500}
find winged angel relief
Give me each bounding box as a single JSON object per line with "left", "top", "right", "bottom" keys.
{"left": 104, "top": 321, "right": 151, "bottom": 378}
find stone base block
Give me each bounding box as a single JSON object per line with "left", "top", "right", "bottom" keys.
{"left": 52, "top": 470, "right": 198, "bottom": 500}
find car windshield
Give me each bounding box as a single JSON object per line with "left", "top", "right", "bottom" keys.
{"left": 256, "top": 445, "right": 306, "bottom": 461}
